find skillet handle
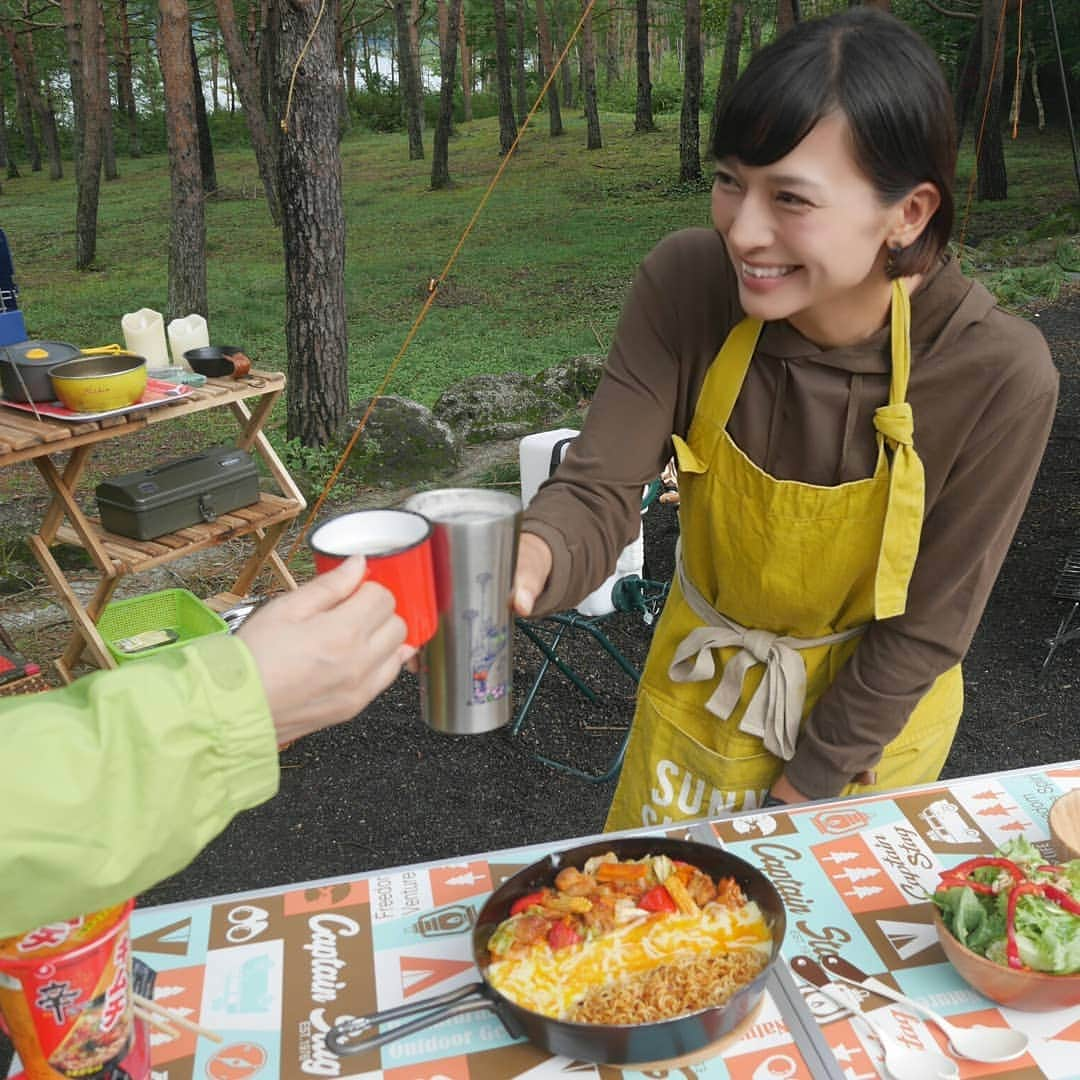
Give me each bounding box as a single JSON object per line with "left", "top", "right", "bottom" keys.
{"left": 325, "top": 982, "right": 495, "bottom": 1057}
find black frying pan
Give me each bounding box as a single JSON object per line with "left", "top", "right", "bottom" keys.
{"left": 183, "top": 346, "right": 251, "bottom": 379}
{"left": 325, "top": 836, "right": 786, "bottom": 1067}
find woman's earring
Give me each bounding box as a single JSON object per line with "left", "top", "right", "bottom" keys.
{"left": 885, "top": 242, "right": 904, "bottom": 277}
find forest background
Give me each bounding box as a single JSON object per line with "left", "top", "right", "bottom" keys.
{"left": 1, "top": 0, "right": 1079, "bottom": 462}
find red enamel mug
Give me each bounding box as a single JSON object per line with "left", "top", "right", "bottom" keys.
{"left": 309, "top": 509, "right": 437, "bottom": 648}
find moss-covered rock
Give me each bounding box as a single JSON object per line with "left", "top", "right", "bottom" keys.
{"left": 534, "top": 354, "right": 606, "bottom": 404}
{"left": 340, "top": 395, "right": 462, "bottom": 486}
{"left": 433, "top": 372, "right": 566, "bottom": 444}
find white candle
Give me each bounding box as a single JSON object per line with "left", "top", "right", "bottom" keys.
{"left": 167, "top": 314, "right": 210, "bottom": 371}
{"left": 121, "top": 308, "right": 170, "bottom": 370}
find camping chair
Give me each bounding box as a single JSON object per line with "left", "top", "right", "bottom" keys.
{"left": 510, "top": 427, "right": 675, "bottom": 782}
{"left": 1042, "top": 547, "right": 1080, "bottom": 670}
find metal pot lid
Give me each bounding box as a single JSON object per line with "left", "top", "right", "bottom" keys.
{"left": 1, "top": 340, "right": 81, "bottom": 366}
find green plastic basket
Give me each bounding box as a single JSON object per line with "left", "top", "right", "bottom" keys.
{"left": 97, "top": 588, "right": 228, "bottom": 665}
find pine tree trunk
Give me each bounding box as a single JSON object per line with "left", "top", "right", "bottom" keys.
{"left": 679, "top": 0, "right": 701, "bottom": 182}
{"left": 515, "top": 0, "right": 528, "bottom": 121}
{"left": 748, "top": 7, "right": 761, "bottom": 52}
{"left": 975, "top": 0, "right": 1007, "bottom": 200}
{"left": 581, "top": 1, "right": 601, "bottom": 149}
{"left": 708, "top": 0, "right": 743, "bottom": 152}
{"left": 459, "top": 6, "right": 473, "bottom": 123}
{"left": 776, "top": 0, "right": 796, "bottom": 36}
{"left": 215, "top": 0, "right": 281, "bottom": 223}
{"left": 553, "top": 5, "right": 573, "bottom": 109}
{"left": 634, "top": 0, "right": 654, "bottom": 133}
{"left": 115, "top": 0, "right": 141, "bottom": 156}
{"left": 2, "top": 26, "right": 62, "bottom": 178}
{"left": 493, "top": 0, "right": 517, "bottom": 154}
{"left": 605, "top": 0, "right": 618, "bottom": 89}
{"left": 99, "top": 3, "right": 117, "bottom": 182}
{"left": 271, "top": 0, "right": 349, "bottom": 444}
{"left": 431, "top": 0, "right": 461, "bottom": 188}
{"left": 535, "top": 0, "right": 563, "bottom": 136}
{"left": 190, "top": 36, "right": 216, "bottom": 194}
{"left": 159, "top": 0, "right": 207, "bottom": 316}
{"left": 395, "top": 1, "right": 424, "bottom": 157}
{"left": 954, "top": 18, "right": 981, "bottom": 143}
{"left": 14, "top": 82, "right": 40, "bottom": 172}
{"left": 409, "top": 0, "right": 424, "bottom": 131}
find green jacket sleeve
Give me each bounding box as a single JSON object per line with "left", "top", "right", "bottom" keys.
{"left": 0, "top": 635, "right": 280, "bottom": 938}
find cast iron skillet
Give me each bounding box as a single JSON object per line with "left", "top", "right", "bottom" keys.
{"left": 183, "top": 346, "right": 251, "bottom": 379}
{"left": 325, "top": 836, "right": 785, "bottom": 1067}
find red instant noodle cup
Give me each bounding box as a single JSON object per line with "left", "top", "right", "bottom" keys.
{"left": 308, "top": 509, "right": 437, "bottom": 648}
{"left": 0, "top": 899, "right": 136, "bottom": 1080}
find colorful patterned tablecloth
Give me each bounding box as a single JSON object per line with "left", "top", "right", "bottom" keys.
{"left": 107, "top": 761, "right": 1080, "bottom": 1079}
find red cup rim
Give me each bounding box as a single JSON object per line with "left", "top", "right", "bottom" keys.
{"left": 309, "top": 509, "right": 432, "bottom": 561}
{"left": 0, "top": 898, "right": 134, "bottom": 971}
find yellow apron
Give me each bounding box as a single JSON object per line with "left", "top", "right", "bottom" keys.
{"left": 606, "top": 282, "right": 963, "bottom": 830}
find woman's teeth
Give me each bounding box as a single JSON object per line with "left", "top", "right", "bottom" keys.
{"left": 742, "top": 263, "right": 796, "bottom": 279}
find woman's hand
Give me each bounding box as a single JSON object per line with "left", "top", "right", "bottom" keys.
{"left": 769, "top": 769, "right": 877, "bottom": 805}
{"left": 512, "top": 532, "right": 554, "bottom": 616}
{"left": 239, "top": 556, "right": 413, "bottom": 745}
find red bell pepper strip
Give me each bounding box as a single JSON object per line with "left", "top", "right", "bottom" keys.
{"left": 510, "top": 890, "right": 547, "bottom": 916}
{"left": 638, "top": 885, "right": 678, "bottom": 914}
{"left": 547, "top": 919, "right": 583, "bottom": 951}
{"left": 1006, "top": 882, "right": 1045, "bottom": 969}
{"left": 938, "top": 856, "right": 1027, "bottom": 897}
{"left": 1042, "top": 883, "right": 1080, "bottom": 917}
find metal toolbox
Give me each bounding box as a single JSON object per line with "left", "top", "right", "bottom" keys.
{"left": 95, "top": 445, "right": 259, "bottom": 540}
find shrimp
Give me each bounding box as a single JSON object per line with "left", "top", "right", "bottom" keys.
{"left": 555, "top": 866, "right": 597, "bottom": 896}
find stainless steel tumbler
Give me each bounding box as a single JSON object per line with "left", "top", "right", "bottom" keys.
{"left": 404, "top": 488, "right": 522, "bottom": 734}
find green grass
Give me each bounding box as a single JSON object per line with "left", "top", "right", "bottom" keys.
{"left": 4, "top": 114, "right": 1077, "bottom": 420}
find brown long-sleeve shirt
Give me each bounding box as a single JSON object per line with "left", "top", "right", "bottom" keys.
{"left": 522, "top": 228, "right": 1058, "bottom": 798}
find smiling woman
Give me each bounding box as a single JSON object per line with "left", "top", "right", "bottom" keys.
{"left": 513, "top": 8, "right": 1059, "bottom": 833}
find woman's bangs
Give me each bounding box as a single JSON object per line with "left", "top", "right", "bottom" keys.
{"left": 713, "top": 58, "right": 830, "bottom": 166}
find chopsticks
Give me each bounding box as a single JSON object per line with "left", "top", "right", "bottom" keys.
{"left": 132, "top": 993, "right": 223, "bottom": 1043}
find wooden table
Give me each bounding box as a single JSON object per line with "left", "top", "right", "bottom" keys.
{"left": 0, "top": 372, "right": 305, "bottom": 682}
{"left": 111, "top": 760, "right": 1080, "bottom": 1079}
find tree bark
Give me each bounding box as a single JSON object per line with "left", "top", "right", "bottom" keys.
{"left": 535, "top": 0, "right": 563, "bottom": 136}
{"left": 975, "top": 0, "right": 1007, "bottom": 200}
{"left": 215, "top": 0, "right": 282, "bottom": 223}
{"left": 679, "top": 0, "right": 701, "bottom": 182}
{"left": 61, "top": 0, "right": 107, "bottom": 268}
{"left": 115, "top": 0, "right": 141, "bottom": 156}
{"left": 431, "top": 0, "right": 461, "bottom": 188}
{"left": 459, "top": 4, "right": 472, "bottom": 123}
{"left": 515, "top": 0, "right": 527, "bottom": 121}
{"left": 553, "top": 3, "right": 572, "bottom": 108}
{"left": 188, "top": 30, "right": 217, "bottom": 194}
{"left": 14, "top": 78, "right": 40, "bottom": 172}
{"left": 271, "top": 0, "right": 349, "bottom": 444}
{"left": 409, "top": 0, "right": 424, "bottom": 131}
{"left": 775, "top": 0, "right": 797, "bottom": 36}
{"left": 395, "top": 0, "right": 424, "bottom": 157}
{"left": 748, "top": 6, "right": 761, "bottom": 52}
{"left": 3, "top": 26, "right": 63, "bottom": 177}
{"left": 99, "top": 0, "right": 117, "bottom": 182}
{"left": 159, "top": 0, "right": 207, "bottom": 316}
{"left": 493, "top": 0, "right": 517, "bottom": 153}
{"left": 708, "top": 0, "right": 743, "bottom": 151}
{"left": 605, "top": 0, "right": 618, "bottom": 89}
{"left": 634, "top": 0, "right": 654, "bottom": 133}
{"left": 955, "top": 17, "right": 981, "bottom": 142}
{"left": 580, "top": 0, "right": 601, "bottom": 149}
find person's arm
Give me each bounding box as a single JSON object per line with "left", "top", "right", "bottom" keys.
{"left": 781, "top": 377, "right": 1058, "bottom": 801}
{"left": 518, "top": 231, "right": 733, "bottom": 615}
{"left": 0, "top": 634, "right": 278, "bottom": 937}
{"left": 0, "top": 557, "right": 410, "bottom": 936}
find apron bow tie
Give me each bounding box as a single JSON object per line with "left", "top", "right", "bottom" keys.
{"left": 873, "top": 401, "right": 914, "bottom": 449}
{"left": 669, "top": 553, "right": 864, "bottom": 762}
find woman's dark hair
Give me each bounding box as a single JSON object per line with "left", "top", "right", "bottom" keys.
{"left": 712, "top": 9, "right": 955, "bottom": 278}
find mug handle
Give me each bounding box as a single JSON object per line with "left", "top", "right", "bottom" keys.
{"left": 228, "top": 352, "right": 252, "bottom": 378}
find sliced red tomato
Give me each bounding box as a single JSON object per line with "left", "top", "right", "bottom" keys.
{"left": 547, "top": 920, "right": 583, "bottom": 951}
{"left": 510, "top": 890, "right": 547, "bottom": 916}
{"left": 638, "top": 884, "right": 677, "bottom": 913}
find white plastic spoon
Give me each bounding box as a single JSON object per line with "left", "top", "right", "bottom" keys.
{"left": 817, "top": 984, "right": 960, "bottom": 1080}
{"left": 826, "top": 970, "right": 1029, "bottom": 1063}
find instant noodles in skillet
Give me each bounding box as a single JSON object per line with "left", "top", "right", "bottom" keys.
{"left": 485, "top": 850, "right": 773, "bottom": 1023}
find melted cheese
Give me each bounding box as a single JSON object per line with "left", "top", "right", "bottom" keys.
{"left": 487, "top": 900, "right": 771, "bottom": 1019}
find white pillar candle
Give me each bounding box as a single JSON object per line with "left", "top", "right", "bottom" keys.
{"left": 121, "top": 308, "right": 170, "bottom": 370}
{"left": 167, "top": 314, "right": 210, "bottom": 371}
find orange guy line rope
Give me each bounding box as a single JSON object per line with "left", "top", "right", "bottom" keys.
{"left": 958, "top": 0, "right": 1009, "bottom": 250}
{"left": 285, "top": 0, "right": 598, "bottom": 565}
